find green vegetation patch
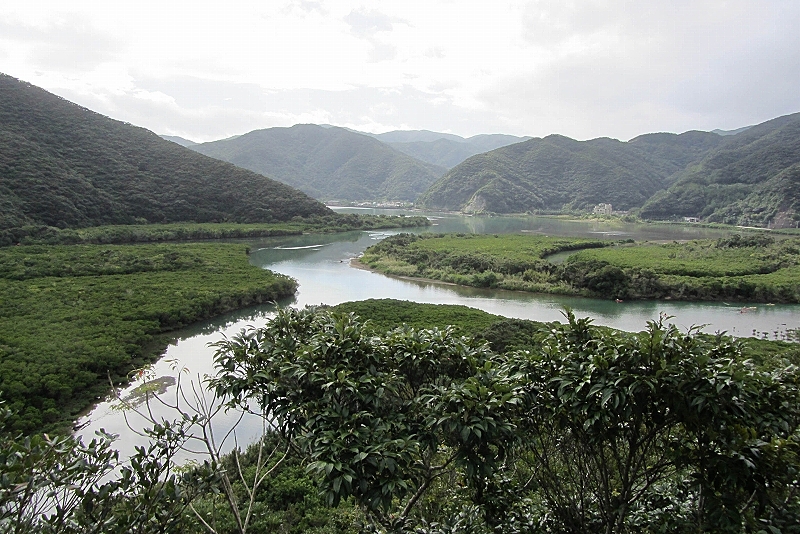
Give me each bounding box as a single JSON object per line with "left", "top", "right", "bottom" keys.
{"left": 359, "top": 233, "right": 606, "bottom": 291}
{"left": 0, "top": 243, "right": 296, "bottom": 433}
{"left": 333, "top": 298, "right": 501, "bottom": 336}
{"left": 568, "top": 235, "right": 783, "bottom": 277}
{"left": 362, "top": 232, "right": 800, "bottom": 302}
{"left": 563, "top": 234, "right": 800, "bottom": 302}
{"left": 1, "top": 213, "right": 430, "bottom": 247}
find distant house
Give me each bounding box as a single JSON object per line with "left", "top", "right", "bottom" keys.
{"left": 683, "top": 216, "right": 699, "bottom": 223}
{"left": 593, "top": 203, "right": 613, "bottom": 215}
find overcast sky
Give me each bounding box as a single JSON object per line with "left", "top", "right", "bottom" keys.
{"left": 2, "top": 0, "right": 799, "bottom": 142}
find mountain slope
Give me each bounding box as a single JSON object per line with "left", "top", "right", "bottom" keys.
{"left": 191, "top": 125, "right": 446, "bottom": 202}
{"left": 0, "top": 74, "right": 331, "bottom": 231}
{"left": 417, "top": 133, "right": 708, "bottom": 213}
{"left": 640, "top": 113, "right": 800, "bottom": 226}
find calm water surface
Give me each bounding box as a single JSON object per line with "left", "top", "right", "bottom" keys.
{"left": 77, "top": 211, "right": 800, "bottom": 457}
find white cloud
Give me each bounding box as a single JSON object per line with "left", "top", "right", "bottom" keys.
{"left": 1, "top": 0, "right": 798, "bottom": 140}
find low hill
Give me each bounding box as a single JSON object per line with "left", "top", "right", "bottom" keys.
{"left": 640, "top": 113, "right": 800, "bottom": 226}
{"left": 0, "top": 74, "right": 331, "bottom": 232}
{"left": 191, "top": 125, "right": 446, "bottom": 202}
{"left": 417, "top": 133, "right": 712, "bottom": 213}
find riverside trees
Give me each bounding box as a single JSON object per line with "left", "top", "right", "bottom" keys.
{"left": 211, "top": 307, "right": 800, "bottom": 533}
{"left": 3, "top": 306, "right": 799, "bottom": 532}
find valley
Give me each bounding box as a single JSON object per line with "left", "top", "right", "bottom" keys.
{"left": 2, "top": 72, "right": 800, "bottom": 533}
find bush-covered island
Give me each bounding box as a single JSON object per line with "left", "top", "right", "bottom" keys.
{"left": 0, "top": 242, "right": 298, "bottom": 433}
{"left": 359, "top": 232, "right": 800, "bottom": 302}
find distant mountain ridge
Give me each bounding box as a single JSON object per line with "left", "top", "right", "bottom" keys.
{"left": 0, "top": 74, "right": 331, "bottom": 233}
{"left": 640, "top": 113, "right": 800, "bottom": 226}
{"left": 190, "top": 125, "right": 447, "bottom": 202}
{"left": 418, "top": 131, "right": 722, "bottom": 213}
{"left": 359, "top": 130, "right": 532, "bottom": 169}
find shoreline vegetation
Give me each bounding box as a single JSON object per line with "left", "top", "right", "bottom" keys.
{"left": 0, "top": 215, "right": 430, "bottom": 434}
{"left": 0, "top": 213, "right": 431, "bottom": 247}
{"left": 0, "top": 242, "right": 295, "bottom": 434}
{"left": 358, "top": 232, "right": 800, "bottom": 303}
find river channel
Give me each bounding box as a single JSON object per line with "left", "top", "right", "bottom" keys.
{"left": 76, "top": 210, "right": 800, "bottom": 458}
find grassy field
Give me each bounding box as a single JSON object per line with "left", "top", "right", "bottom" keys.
{"left": 360, "top": 233, "right": 800, "bottom": 302}
{"left": 359, "top": 233, "right": 607, "bottom": 290}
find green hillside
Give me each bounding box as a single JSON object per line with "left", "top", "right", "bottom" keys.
{"left": 418, "top": 133, "right": 696, "bottom": 213}
{"left": 191, "top": 124, "right": 446, "bottom": 202}
{"left": 640, "top": 113, "right": 800, "bottom": 226}
{"left": 0, "top": 74, "right": 331, "bottom": 232}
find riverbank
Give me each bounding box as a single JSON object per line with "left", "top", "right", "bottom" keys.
{"left": 0, "top": 213, "right": 431, "bottom": 247}
{"left": 0, "top": 242, "right": 297, "bottom": 434}
{"left": 358, "top": 232, "right": 800, "bottom": 303}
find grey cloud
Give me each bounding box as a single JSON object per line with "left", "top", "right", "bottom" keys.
{"left": 135, "top": 75, "right": 271, "bottom": 110}
{"left": 344, "top": 8, "right": 402, "bottom": 38}
{"left": 57, "top": 77, "right": 513, "bottom": 141}
{"left": 344, "top": 7, "right": 403, "bottom": 62}
{"left": 521, "top": 0, "right": 615, "bottom": 47}
{"left": 0, "top": 18, "right": 122, "bottom": 72}
{"left": 279, "top": 0, "right": 326, "bottom": 17}
{"left": 484, "top": 0, "right": 800, "bottom": 138}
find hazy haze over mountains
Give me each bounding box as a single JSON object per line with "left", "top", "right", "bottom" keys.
{"left": 373, "top": 132, "right": 532, "bottom": 169}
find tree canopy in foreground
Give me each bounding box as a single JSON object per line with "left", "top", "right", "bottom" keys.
{"left": 3, "top": 305, "right": 800, "bottom": 533}
{"left": 210, "top": 307, "right": 800, "bottom": 533}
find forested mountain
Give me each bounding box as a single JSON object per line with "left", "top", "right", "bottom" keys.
{"left": 640, "top": 113, "right": 800, "bottom": 226}
{"left": 0, "top": 74, "right": 331, "bottom": 232}
{"left": 418, "top": 117, "right": 800, "bottom": 225}
{"left": 191, "top": 125, "right": 446, "bottom": 202}
{"left": 417, "top": 133, "right": 702, "bottom": 213}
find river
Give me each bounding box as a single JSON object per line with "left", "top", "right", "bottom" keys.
{"left": 76, "top": 211, "right": 800, "bottom": 458}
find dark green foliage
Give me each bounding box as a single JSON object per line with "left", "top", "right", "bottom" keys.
{"left": 332, "top": 299, "right": 499, "bottom": 335}
{"left": 563, "top": 237, "right": 800, "bottom": 302}
{"left": 0, "top": 243, "right": 297, "bottom": 433}
{"left": 417, "top": 132, "right": 722, "bottom": 213}
{"left": 512, "top": 312, "right": 800, "bottom": 533}
{"left": 209, "top": 305, "right": 800, "bottom": 533}
{"left": 191, "top": 124, "right": 446, "bottom": 202}
{"left": 188, "top": 432, "right": 365, "bottom": 534}
{"left": 640, "top": 113, "right": 800, "bottom": 226}
{"left": 0, "top": 74, "right": 331, "bottom": 232}
{"left": 211, "top": 308, "right": 522, "bottom": 529}
{"left": 0, "top": 214, "right": 430, "bottom": 247}
{"left": 0, "top": 404, "right": 221, "bottom": 534}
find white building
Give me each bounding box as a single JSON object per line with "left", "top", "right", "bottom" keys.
{"left": 593, "top": 203, "right": 613, "bottom": 215}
